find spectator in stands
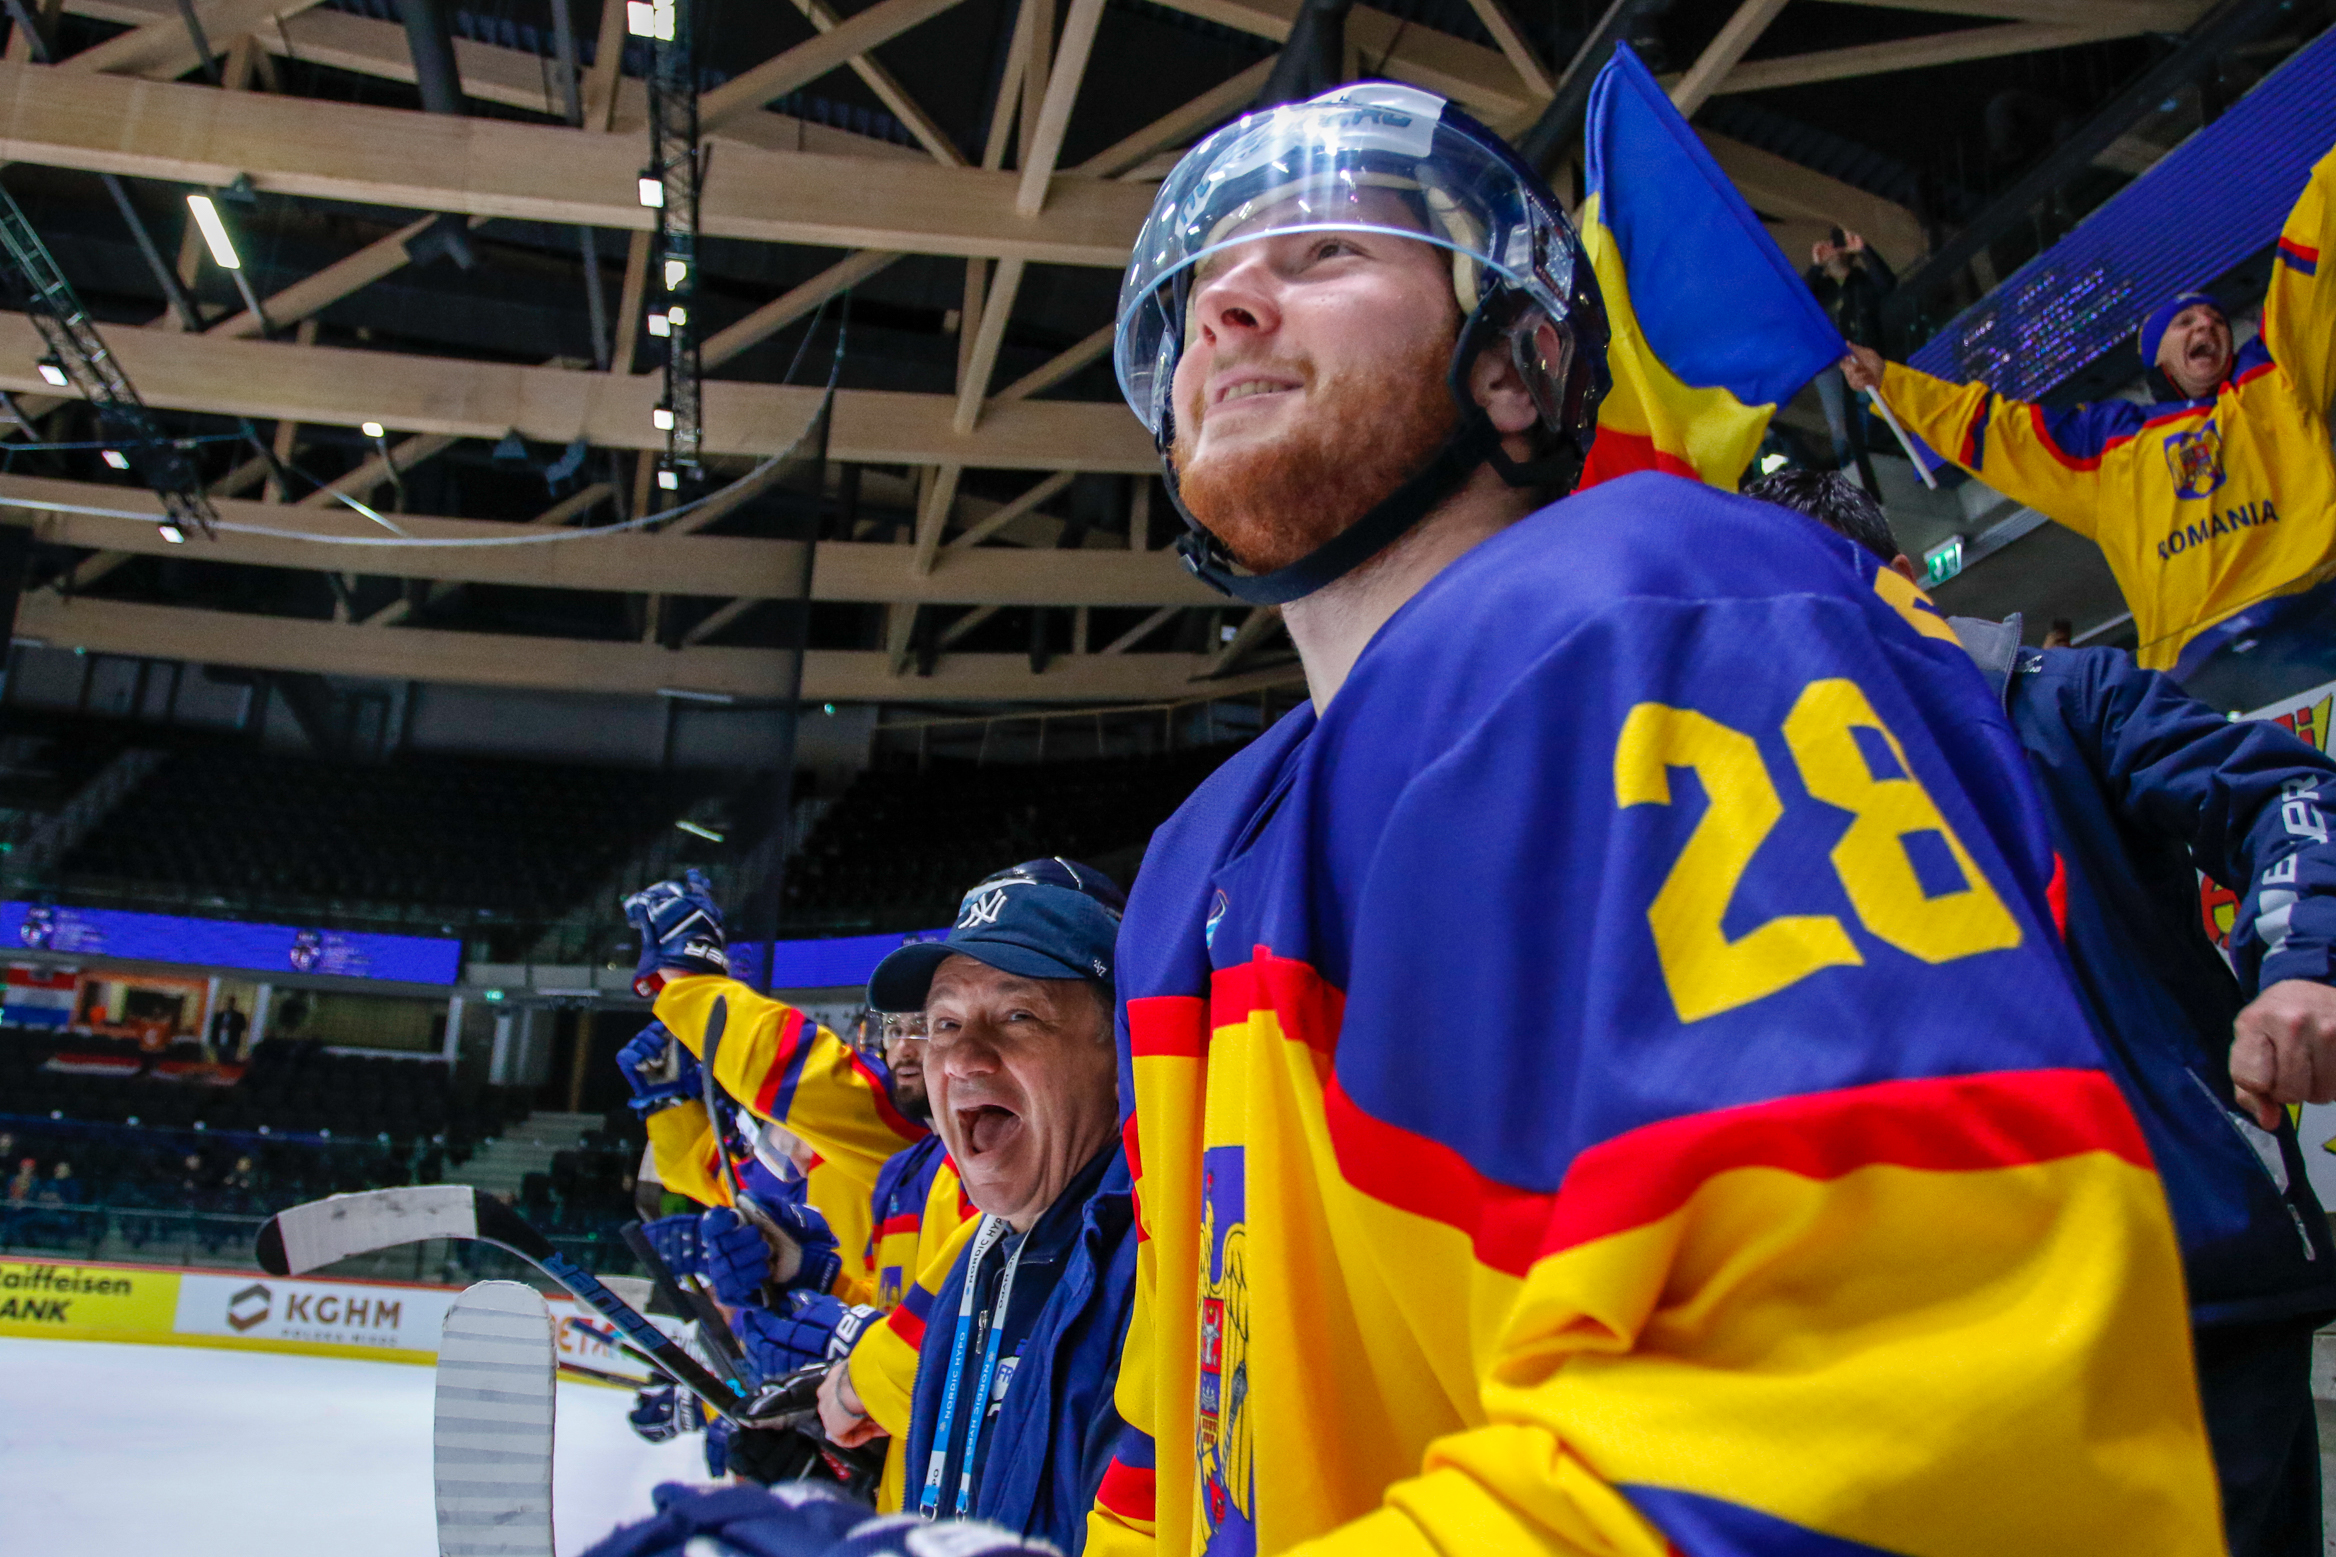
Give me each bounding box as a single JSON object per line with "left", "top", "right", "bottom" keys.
{"left": 206, "top": 999, "right": 248, "bottom": 1062}
{"left": 814, "top": 860, "right": 1137, "bottom": 1550}
{"left": 1750, "top": 467, "right": 2336, "bottom": 1556}
{"left": 1803, "top": 228, "right": 1895, "bottom": 495}
{"left": 1840, "top": 141, "right": 2336, "bottom": 690}
{"left": 6, "top": 1157, "right": 33, "bottom": 1203}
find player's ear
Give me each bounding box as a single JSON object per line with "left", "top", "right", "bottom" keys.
{"left": 1467, "top": 335, "right": 1541, "bottom": 436}
{"left": 1890, "top": 554, "right": 1919, "bottom": 583}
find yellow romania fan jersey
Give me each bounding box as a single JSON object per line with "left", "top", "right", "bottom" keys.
{"left": 1084, "top": 473, "right": 2220, "bottom": 1557}
{"left": 643, "top": 976, "right": 929, "bottom": 1270}
{"left": 1881, "top": 144, "right": 2336, "bottom": 674}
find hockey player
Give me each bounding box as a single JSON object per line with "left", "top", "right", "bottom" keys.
{"left": 1750, "top": 467, "right": 2336, "bottom": 1556}
{"left": 1842, "top": 141, "right": 2336, "bottom": 683}
{"left": 1070, "top": 81, "right": 2221, "bottom": 1555}
{"left": 619, "top": 872, "right": 928, "bottom": 1291}
{"left": 587, "top": 81, "right": 2223, "bottom": 1557}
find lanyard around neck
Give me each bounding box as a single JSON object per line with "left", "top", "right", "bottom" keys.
{"left": 917, "top": 1215, "right": 1027, "bottom": 1520}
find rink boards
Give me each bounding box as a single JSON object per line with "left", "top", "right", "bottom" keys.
{"left": 0, "top": 1255, "right": 660, "bottom": 1380}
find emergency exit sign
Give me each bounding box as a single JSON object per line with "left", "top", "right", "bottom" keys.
{"left": 1924, "top": 535, "right": 1965, "bottom": 586}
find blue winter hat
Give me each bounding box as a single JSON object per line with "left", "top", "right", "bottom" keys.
{"left": 2139, "top": 290, "right": 2222, "bottom": 368}
{"left": 866, "top": 857, "right": 1125, "bottom": 1011}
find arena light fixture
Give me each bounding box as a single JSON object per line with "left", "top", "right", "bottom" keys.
{"left": 185, "top": 194, "right": 242, "bottom": 270}
{"left": 158, "top": 524, "right": 185, "bottom": 543}
{"left": 656, "top": 466, "right": 680, "bottom": 490}
{"left": 652, "top": 405, "right": 675, "bottom": 431}
{"left": 361, "top": 420, "right": 386, "bottom": 439}
{"left": 1757, "top": 451, "right": 1789, "bottom": 475}
{"left": 666, "top": 305, "right": 686, "bottom": 327}
{"left": 638, "top": 176, "right": 664, "bottom": 210}
{"left": 647, "top": 312, "right": 671, "bottom": 338}
{"left": 664, "top": 259, "right": 688, "bottom": 289}
{"left": 625, "top": 0, "right": 654, "bottom": 32}
{"left": 675, "top": 819, "right": 725, "bottom": 842}
{"left": 100, "top": 448, "right": 129, "bottom": 470}
{"left": 35, "top": 356, "right": 67, "bottom": 387}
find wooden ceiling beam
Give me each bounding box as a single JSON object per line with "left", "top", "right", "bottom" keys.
{"left": 1699, "top": 131, "right": 1927, "bottom": 268}
{"left": 1669, "top": 0, "right": 1791, "bottom": 116}
{"left": 1138, "top": 0, "right": 1538, "bottom": 122}
{"left": 0, "top": 61, "right": 1154, "bottom": 266}
{"left": 1711, "top": 19, "right": 2135, "bottom": 96}
{"left": 1070, "top": 58, "right": 1273, "bottom": 179}
{"left": 0, "top": 474, "right": 1223, "bottom": 603}
{"left": 1827, "top": 0, "right": 2204, "bottom": 29}
{"left": 12, "top": 593, "right": 1296, "bottom": 701}
{"left": 702, "top": 249, "right": 903, "bottom": 374}
{"left": 698, "top": 0, "right": 965, "bottom": 132}
{"left": 780, "top": 0, "right": 966, "bottom": 166}
{"left": 0, "top": 316, "right": 1159, "bottom": 470}
{"left": 1015, "top": 0, "right": 1107, "bottom": 214}
{"left": 61, "top": 0, "right": 325, "bottom": 80}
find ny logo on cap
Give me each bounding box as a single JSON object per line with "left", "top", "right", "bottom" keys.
{"left": 958, "top": 889, "right": 1008, "bottom": 929}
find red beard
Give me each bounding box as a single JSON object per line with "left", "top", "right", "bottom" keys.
{"left": 1171, "top": 335, "right": 1457, "bottom": 576}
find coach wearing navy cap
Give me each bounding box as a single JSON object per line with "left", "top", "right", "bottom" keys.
{"left": 817, "top": 858, "right": 1140, "bottom": 1551}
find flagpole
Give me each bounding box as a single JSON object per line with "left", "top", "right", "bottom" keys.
{"left": 1863, "top": 383, "right": 1939, "bottom": 491}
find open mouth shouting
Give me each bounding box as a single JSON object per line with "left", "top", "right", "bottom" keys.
{"left": 957, "top": 1102, "right": 1023, "bottom": 1160}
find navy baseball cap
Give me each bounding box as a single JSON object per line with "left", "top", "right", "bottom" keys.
{"left": 867, "top": 857, "right": 1126, "bottom": 1012}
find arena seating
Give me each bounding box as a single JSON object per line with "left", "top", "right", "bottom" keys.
{"left": 782, "top": 745, "right": 1245, "bottom": 930}
{"left": 59, "top": 743, "right": 689, "bottom": 927}
{"left": 0, "top": 1027, "right": 649, "bottom": 1265}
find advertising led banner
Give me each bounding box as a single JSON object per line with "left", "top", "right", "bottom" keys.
{"left": 727, "top": 927, "right": 950, "bottom": 992}
{"left": 0, "top": 1257, "right": 661, "bottom": 1378}
{"left": 0, "top": 902, "right": 461, "bottom": 986}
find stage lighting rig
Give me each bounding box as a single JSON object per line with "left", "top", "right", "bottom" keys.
{"left": 0, "top": 186, "right": 219, "bottom": 541}
{"left": 634, "top": 0, "right": 702, "bottom": 500}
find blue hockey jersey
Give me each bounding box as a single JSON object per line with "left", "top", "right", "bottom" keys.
{"left": 1088, "top": 472, "right": 2221, "bottom": 1557}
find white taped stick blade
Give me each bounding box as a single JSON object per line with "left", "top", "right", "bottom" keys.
{"left": 436, "top": 1280, "right": 556, "bottom": 1557}
{"left": 273, "top": 1185, "right": 479, "bottom": 1274}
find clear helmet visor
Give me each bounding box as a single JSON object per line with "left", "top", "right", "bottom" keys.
{"left": 1113, "top": 81, "right": 1576, "bottom": 437}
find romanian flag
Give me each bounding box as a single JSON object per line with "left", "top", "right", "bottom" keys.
{"left": 1577, "top": 43, "right": 1843, "bottom": 488}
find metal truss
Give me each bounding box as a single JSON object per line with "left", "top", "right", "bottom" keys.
{"left": 640, "top": 0, "right": 704, "bottom": 497}
{"left": 0, "top": 185, "right": 218, "bottom": 541}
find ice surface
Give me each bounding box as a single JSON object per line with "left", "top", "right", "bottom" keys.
{"left": 0, "top": 1337, "right": 709, "bottom": 1556}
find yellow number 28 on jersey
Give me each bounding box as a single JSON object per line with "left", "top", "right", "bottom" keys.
{"left": 1614, "top": 678, "right": 2022, "bottom": 1024}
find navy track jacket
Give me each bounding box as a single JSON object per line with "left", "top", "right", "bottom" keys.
{"left": 1957, "top": 617, "right": 2336, "bottom": 1325}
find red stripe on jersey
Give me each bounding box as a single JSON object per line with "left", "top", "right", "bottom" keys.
{"left": 875, "top": 1212, "right": 921, "bottom": 1239}
{"left": 1210, "top": 952, "right": 1343, "bottom": 1059}
{"left": 2047, "top": 853, "right": 2069, "bottom": 939}
{"left": 850, "top": 1051, "right": 931, "bottom": 1144}
{"left": 2031, "top": 403, "right": 2109, "bottom": 471}
{"left": 2234, "top": 358, "right": 2277, "bottom": 390}
{"left": 1096, "top": 1457, "right": 1157, "bottom": 1520}
{"left": 1322, "top": 1067, "right": 2148, "bottom": 1279}
{"left": 750, "top": 1007, "right": 809, "bottom": 1117}
{"left": 1128, "top": 995, "right": 1209, "bottom": 1058}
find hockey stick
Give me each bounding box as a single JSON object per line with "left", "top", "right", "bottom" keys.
{"left": 255, "top": 1185, "right": 749, "bottom": 1424}
{"left": 435, "top": 1281, "right": 555, "bottom": 1557}
{"left": 620, "top": 1217, "right": 753, "bottom": 1388}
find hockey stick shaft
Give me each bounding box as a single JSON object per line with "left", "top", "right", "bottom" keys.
{"left": 621, "top": 1218, "right": 753, "bottom": 1386}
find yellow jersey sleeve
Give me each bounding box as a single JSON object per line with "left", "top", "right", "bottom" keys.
{"left": 652, "top": 974, "right": 928, "bottom": 1194}
{"left": 2263, "top": 142, "right": 2336, "bottom": 420}
{"left": 1880, "top": 359, "right": 2132, "bottom": 540}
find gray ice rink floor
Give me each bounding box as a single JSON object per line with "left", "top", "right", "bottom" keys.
{"left": 0, "top": 1336, "right": 708, "bottom": 1556}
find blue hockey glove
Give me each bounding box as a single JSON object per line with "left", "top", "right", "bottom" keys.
{"left": 617, "top": 1022, "right": 702, "bottom": 1118}
{"left": 704, "top": 1415, "right": 733, "bottom": 1479}
{"left": 636, "top": 1211, "right": 704, "bottom": 1281}
{"left": 582, "top": 1483, "right": 1058, "bottom": 1557}
{"left": 626, "top": 1384, "right": 706, "bottom": 1445}
{"left": 623, "top": 869, "right": 729, "bottom": 991}
{"left": 734, "top": 1293, "right": 881, "bottom": 1381}
{"left": 701, "top": 1201, "right": 841, "bottom": 1305}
